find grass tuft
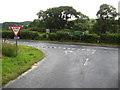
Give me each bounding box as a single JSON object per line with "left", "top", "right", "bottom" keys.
{"left": 2, "top": 43, "right": 16, "bottom": 57}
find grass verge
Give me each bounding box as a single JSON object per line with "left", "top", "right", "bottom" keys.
{"left": 2, "top": 45, "right": 44, "bottom": 86}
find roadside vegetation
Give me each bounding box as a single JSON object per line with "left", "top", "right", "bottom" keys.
{"left": 2, "top": 43, "right": 44, "bottom": 85}
{"left": 2, "top": 4, "right": 120, "bottom": 45}
{"left": 0, "top": 42, "right": 2, "bottom": 87}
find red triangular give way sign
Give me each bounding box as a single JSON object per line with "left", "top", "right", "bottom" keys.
{"left": 10, "top": 26, "right": 22, "bottom": 36}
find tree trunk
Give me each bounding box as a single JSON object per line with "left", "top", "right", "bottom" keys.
{"left": 99, "top": 16, "right": 103, "bottom": 43}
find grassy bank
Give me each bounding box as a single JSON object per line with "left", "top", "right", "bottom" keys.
{"left": 2, "top": 45, "right": 44, "bottom": 85}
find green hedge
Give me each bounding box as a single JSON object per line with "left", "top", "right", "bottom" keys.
{"left": 48, "top": 31, "right": 70, "bottom": 41}
{"left": 2, "top": 30, "right": 119, "bottom": 44}
{"left": 82, "top": 34, "right": 99, "bottom": 43}
{"left": 48, "top": 33, "right": 57, "bottom": 41}
{"left": 2, "top": 31, "right": 14, "bottom": 39}
{"left": 101, "top": 33, "right": 120, "bottom": 44}
{"left": 20, "top": 31, "right": 39, "bottom": 40}
{"left": 29, "top": 27, "right": 46, "bottom": 33}
{"left": 2, "top": 30, "right": 40, "bottom": 40}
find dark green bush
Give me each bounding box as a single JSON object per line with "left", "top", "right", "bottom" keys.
{"left": 48, "top": 33, "right": 57, "bottom": 41}
{"left": 82, "top": 34, "right": 99, "bottom": 43}
{"left": 101, "top": 33, "right": 120, "bottom": 44}
{"left": 2, "top": 31, "right": 14, "bottom": 39}
{"left": 20, "top": 31, "right": 39, "bottom": 40}
{"left": 29, "top": 27, "right": 45, "bottom": 33}
{"left": 56, "top": 31, "right": 70, "bottom": 41}
{"left": 72, "top": 35, "right": 81, "bottom": 41}
{"left": 48, "top": 31, "right": 70, "bottom": 41}
{"left": 39, "top": 33, "right": 48, "bottom": 40}
{"left": 2, "top": 43, "right": 16, "bottom": 57}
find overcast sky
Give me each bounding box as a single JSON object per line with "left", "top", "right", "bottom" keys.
{"left": 0, "top": 0, "right": 119, "bottom": 23}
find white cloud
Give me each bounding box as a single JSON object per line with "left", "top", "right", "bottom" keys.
{"left": 0, "top": 0, "right": 119, "bottom": 23}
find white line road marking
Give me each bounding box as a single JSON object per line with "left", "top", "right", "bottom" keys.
{"left": 86, "top": 58, "right": 89, "bottom": 62}
{"left": 65, "top": 50, "right": 73, "bottom": 54}
{"left": 82, "top": 49, "right": 85, "bottom": 50}
{"left": 54, "top": 47, "right": 57, "bottom": 48}
{"left": 87, "top": 49, "right": 91, "bottom": 51}
{"left": 91, "top": 50, "right": 96, "bottom": 54}
{"left": 69, "top": 51, "right": 73, "bottom": 53}
{"left": 65, "top": 50, "right": 68, "bottom": 54}
{"left": 84, "top": 58, "right": 89, "bottom": 66}
{"left": 91, "top": 52, "right": 95, "bottom": 54}
{"left": 58, "top": 47, "right": 61, "bottom": 49}
{"left": 67, "top": 48, "right": 71, "bottom": 50}
{"left": 71, "top": 48, "right": 75, "bottom": 50}
{"left": 63, "top": 48, "right": 66, "bottom": 49}
{"left": 92, "top": 50, "right": 96, "bottom": 52}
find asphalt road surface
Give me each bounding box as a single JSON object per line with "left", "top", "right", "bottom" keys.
{"left": 3, "top": 40, "right": 118, "bottom": 88}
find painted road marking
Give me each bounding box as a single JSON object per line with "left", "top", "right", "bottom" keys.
{"left": 69, "top": 51, "right": 73, "bottom": 53}
{"left": 71, "top": 48, "right": 75, "bottom": 50}
{"left": 67, "top": 48, "right": 71, "bottom": 50}
{"left": 65, "top": 50, "right": 73, "bottom": 54}
{"left": 91, "top": 50, "right": 96, "bottom": 54}
{"left": 84, "top": 58, "right": 89, "bottom": 66}
{"left": 65, "top": 50, "right": 68, "bottom": 54}
{"left": 63, "top": 48, "right": 66, "bottom": 49}
{"left": 28, "top": 45, "right": 97, "bottom": 54}
{"left": 87, "top": 49, "right": 91, "bottom": 51}
{"left": 82, "top": 49, "right": 85, "bottom": 50}
{"left": 91, "top": 51, "right": 95, "bottom": 54}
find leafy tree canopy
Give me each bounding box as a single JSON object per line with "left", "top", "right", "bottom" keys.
{"left": 96, "top": 4, "right": 118, "bottom": 20}
{"left": 37, "top": 6, "right": 89, "bottom": 29}
{"left": 96, "top": 4, "right": 119, "bottom": 36}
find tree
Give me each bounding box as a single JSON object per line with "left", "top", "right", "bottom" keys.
{"left": 36, "top": 10, "right": 46, "bottom": 20}
{"left": 96, "top": 4, "right": 118, "bottom": 41}
{"left": 29, "top": 19, "right": 45, "bottom": 28}
{"left": 73, "top": 18, "right": 90, "bottom": 31}
{"left": 37, "top": 6, "right": 88, "bottom": 29}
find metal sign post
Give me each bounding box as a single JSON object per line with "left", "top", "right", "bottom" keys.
{"left": 10, "top": 26, "right": 22, "bottom": 56}
{"left": 15, "top": 38, "right": 18, "bottom": 56}
{"left": 68, "top": 32, "right": 74, "bottom": 41}
{"left": 80, "top": 32, "right": 84, "bottom": 41}
{"left": 46, "top": 29, "right": 50, "bottom": 39}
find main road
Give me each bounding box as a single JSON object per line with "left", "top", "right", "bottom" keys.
{"left": 3, "top": 40, "right": 118, "bottom": 88}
